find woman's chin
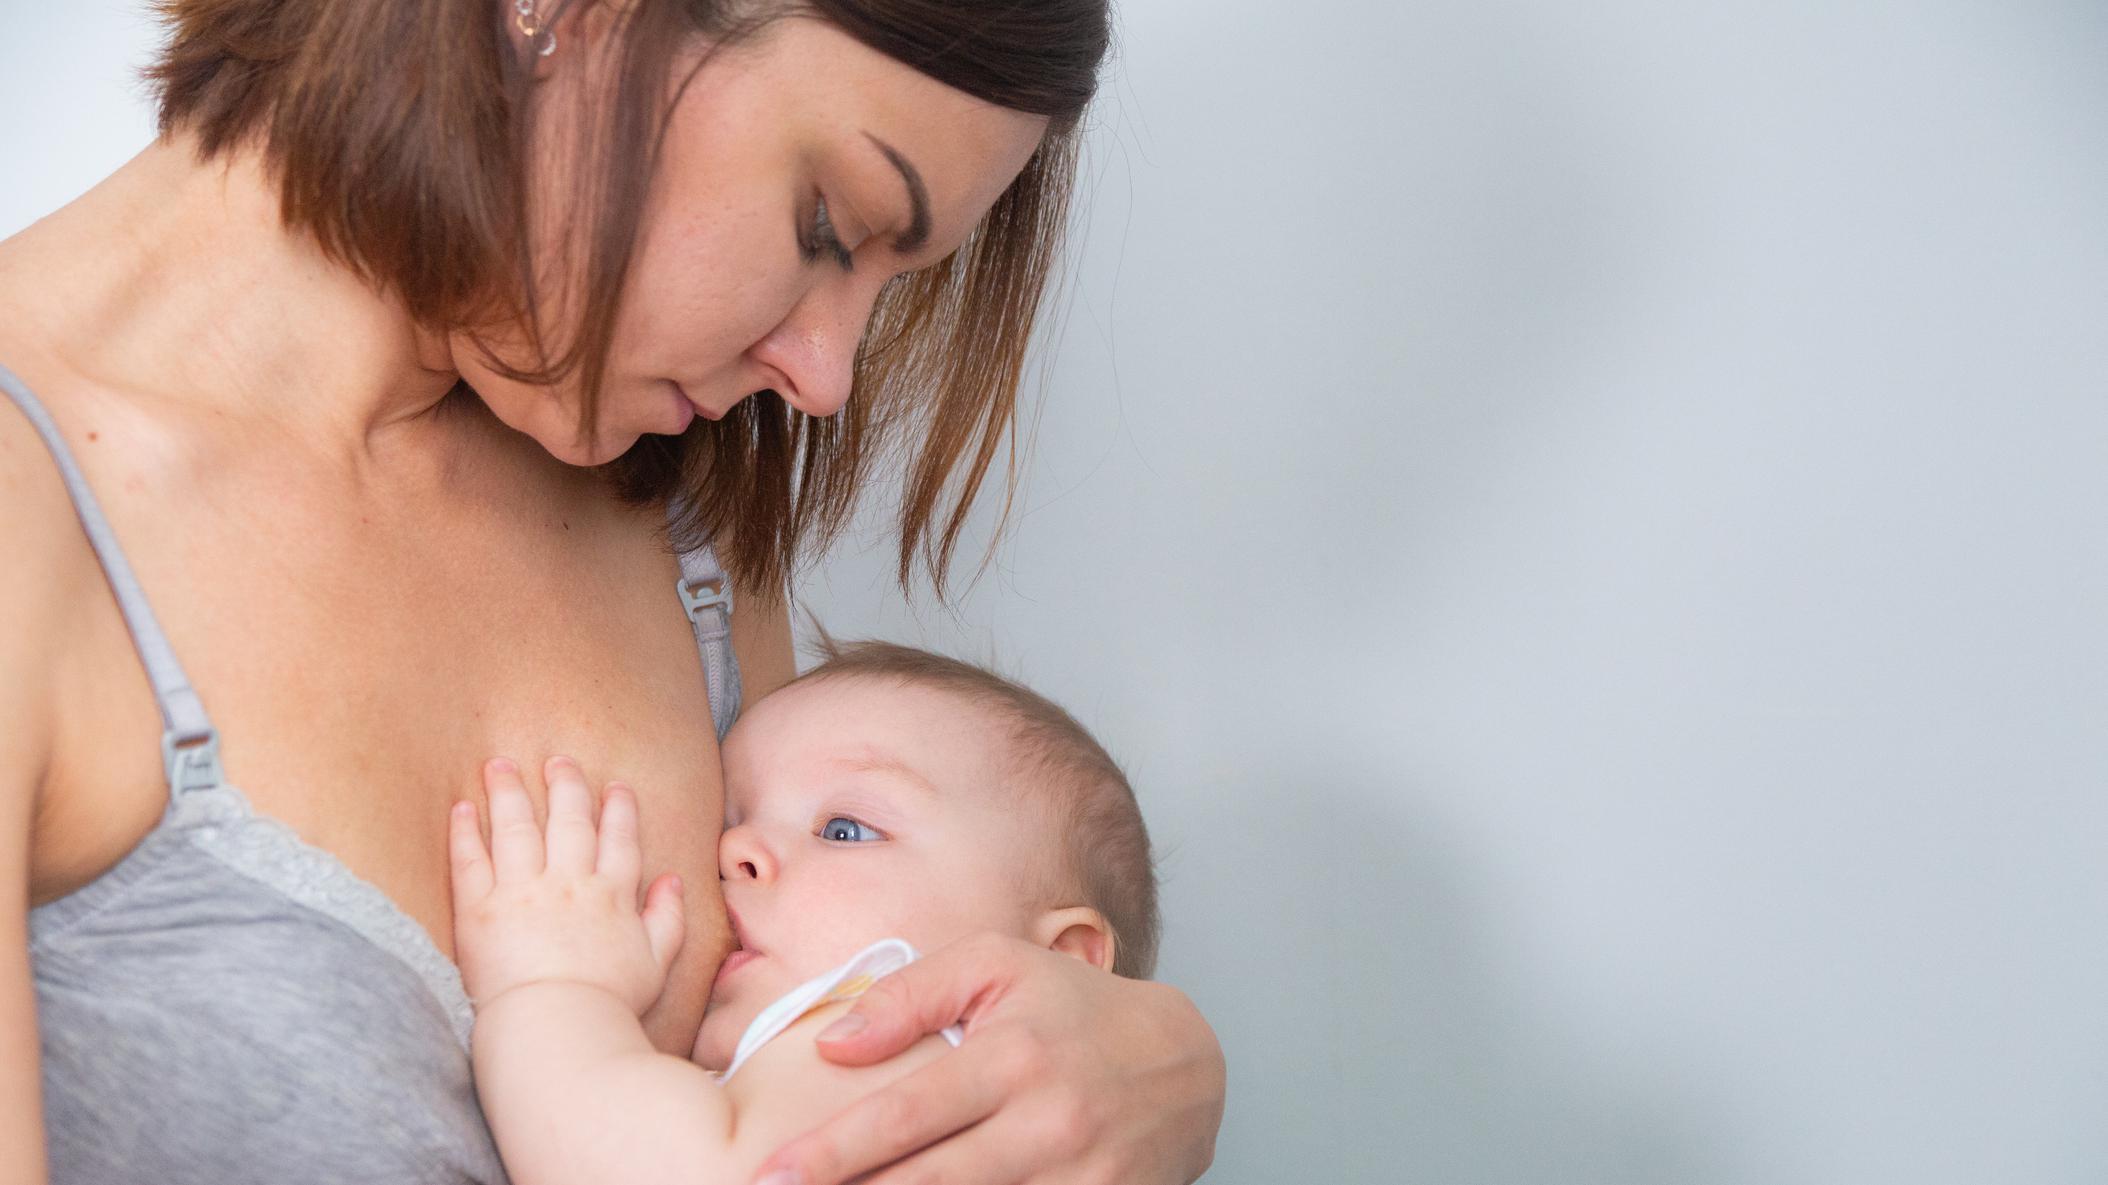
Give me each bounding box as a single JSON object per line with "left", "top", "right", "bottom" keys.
{"left": 536, "top": 428, "right": 636, "bottom": 468}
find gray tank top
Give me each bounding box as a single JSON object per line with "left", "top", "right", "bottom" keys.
{"left": 4, "top": 364, "right": 743, "bottom": 1184}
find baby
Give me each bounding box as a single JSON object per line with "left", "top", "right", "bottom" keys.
{"left": 448, "top": 640, "right": 1158, "bottom": 1185}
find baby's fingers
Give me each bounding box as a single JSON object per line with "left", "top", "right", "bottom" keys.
{"left": 641, "top": 872, "right": 686, "bottom": 978}
{"left": 597, "top": 782, "right": 641, "bottom": 891}
{"left": 447, "top": 800, "right": 492, "bottom": 903}
{"left": 543, "top": 756, "right": 598, "bottom": 874}
{"left": 484, "top": 757, "right": 544, "bottom": 880}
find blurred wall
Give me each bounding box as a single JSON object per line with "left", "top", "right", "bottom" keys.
{"left": 7, "top": 3, "right": 2105, "bottom": 1182}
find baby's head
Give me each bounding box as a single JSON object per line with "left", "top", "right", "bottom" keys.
{"left": 694, "top": 640, "right": 1157, "bottom": 1069}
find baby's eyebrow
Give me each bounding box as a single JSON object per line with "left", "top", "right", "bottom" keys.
{"left": 833, "top": 751, "right": 940, "bottom": 798}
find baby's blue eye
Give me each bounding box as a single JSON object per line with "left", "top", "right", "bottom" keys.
{"left": 820, "top": 816, "right": 883, "bottom": 843}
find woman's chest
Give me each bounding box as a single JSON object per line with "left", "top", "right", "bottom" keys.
{"left": 40, "top": 467, "right": 731, "bottom": 969}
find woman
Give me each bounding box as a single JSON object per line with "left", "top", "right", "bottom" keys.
{"left": 0, "top": 1, "right": 1224, "bottom": 1182}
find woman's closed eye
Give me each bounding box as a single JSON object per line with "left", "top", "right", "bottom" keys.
{"left": 798, "top": 195, "right": 856, "bottom": 272}
{"left": 819, "top": 815, "right": 886, "bottom": 843}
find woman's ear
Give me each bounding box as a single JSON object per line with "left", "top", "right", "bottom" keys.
{"left": 1031, "top": 906, "right": 1117, "bottom": 974}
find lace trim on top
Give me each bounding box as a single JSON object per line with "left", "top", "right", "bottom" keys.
{"left": 179, "top": 783, "right": 476, "bottom": 1048}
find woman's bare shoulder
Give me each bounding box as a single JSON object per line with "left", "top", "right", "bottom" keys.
{"left": 0, "top": 396, "right": 95, "bottom": 714}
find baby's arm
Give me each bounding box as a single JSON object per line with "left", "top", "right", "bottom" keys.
{"left": 472, "top": 984, "right": 950, "bottom": 1185}
{"left": 472, "top": 981, "right": 731, "bottom": 1185}
{"left": 717, "top": 1003, "right": 955, "bottom": 1167}
{"left": 450, "top": 757, "right": 733, "bottom": 1185}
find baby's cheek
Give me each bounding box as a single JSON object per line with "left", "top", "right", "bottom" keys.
{"left": 922, "top": 892, "right": 1025, "bottom": 952}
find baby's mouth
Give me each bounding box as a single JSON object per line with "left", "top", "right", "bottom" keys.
{"left": 714, "top": 905, "right": 764, "bottom": 989}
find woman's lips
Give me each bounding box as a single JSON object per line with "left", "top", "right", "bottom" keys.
{"left": 673, "top": 380, "right": 725, "bottom": 422}
{"left": 662, "top": 380, "right": 698, "bottom": 433}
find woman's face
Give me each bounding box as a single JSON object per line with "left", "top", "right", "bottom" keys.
{"left": 458, "top": 16, "right": 1050, "bottom": 465}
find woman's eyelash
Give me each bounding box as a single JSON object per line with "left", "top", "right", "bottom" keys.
{"left": 799, "top": 195, "right": 856, "bottom": 272}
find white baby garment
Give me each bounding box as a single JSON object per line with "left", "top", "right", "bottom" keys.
{"left": 718, "top": 938, "right": 965, "bottom": 1081}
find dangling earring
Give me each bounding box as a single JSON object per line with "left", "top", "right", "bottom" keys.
{"left": 515, "top": 0, "right": 557, "bottom": 56}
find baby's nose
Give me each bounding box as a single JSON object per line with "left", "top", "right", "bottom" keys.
{"left": 717, "top": 824, "right": 776, "bottom": 882}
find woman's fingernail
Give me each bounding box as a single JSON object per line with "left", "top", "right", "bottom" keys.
{"left": 489, "top": 757, "right": 516, "bottom": 774}
{"left": 817, "top": 1013, "right": 866, "bottom": 1043}
{"left": 756, "top": 1171, "right": 802, "bottom": 1185}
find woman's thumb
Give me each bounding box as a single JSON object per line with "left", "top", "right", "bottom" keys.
{"left": 815, "top": 934, "right": 1018, "bottom": 1065}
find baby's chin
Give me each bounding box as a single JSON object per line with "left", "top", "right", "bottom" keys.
{"left": 691, "top": 963, "right": 798, "bottom": 1071}
{"left": 690, "top": 1006, "right": 741, "bottom": 1072}
{"left": 690, "top": 938, "right": 920, "bottom": 1070}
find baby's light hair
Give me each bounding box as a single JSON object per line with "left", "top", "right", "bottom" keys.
{"left": 793, "top": 637, "right": 1160, "bottom": 979}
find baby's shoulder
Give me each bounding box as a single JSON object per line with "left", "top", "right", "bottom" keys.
{"left": 721, "top": 1001, "right": 954, "bottom": 1156}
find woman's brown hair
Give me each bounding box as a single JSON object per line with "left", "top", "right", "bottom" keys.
{"left": 148, "top": 0, "right": 1110, "bottom": 594}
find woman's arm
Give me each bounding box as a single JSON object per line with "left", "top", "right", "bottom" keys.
{"left": 0, "top": 693, "right": 49, "bottom": 1185}
{"left": 730, "top": 577, "right": 797, "bottom": 702}
{"left": 0, "top": 412, "right": 69, "bottom": 1185}
{"left": 752, "top": 934, "right": 1225, "bottom": 1185}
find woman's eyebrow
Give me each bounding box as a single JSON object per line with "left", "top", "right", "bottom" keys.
{"left": 862, "top": 132, "right": 931, "bottom": 255}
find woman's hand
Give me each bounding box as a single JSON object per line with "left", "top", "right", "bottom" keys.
{"left": 751, "top": 933, "right": 1225, "bottom": 1185}
{"left": 449, "top": 756, "right": 687, "bottom": 1014}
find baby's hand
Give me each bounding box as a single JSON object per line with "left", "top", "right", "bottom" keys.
{"left": 449, "top": 756, "right": 685, "bottom": 1015}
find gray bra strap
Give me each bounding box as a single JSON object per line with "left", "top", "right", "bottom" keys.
{"left": 670, "top": 516, "right": 742, "bottom": 741}
{"left": 0, "top": 363, "right": 224, "bottom": 797}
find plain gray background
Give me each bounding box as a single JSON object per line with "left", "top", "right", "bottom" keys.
{"left": 6, "top": 2, "right": 2104, "bottom": 1182}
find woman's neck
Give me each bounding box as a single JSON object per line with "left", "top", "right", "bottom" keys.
{"left": 0, "top": 132, "right": 470, "bottom": 467}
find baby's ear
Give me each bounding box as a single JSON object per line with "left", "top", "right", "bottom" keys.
{"left": 1031, "top": 906, "right": 1117, "bottom": 974}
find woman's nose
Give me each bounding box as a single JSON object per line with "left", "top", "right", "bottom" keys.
{"left": 749, "top": 272, "right": 890, "bottom": 418}
{"left": 717, "top": 823, "right": 777, "bottom": 883}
